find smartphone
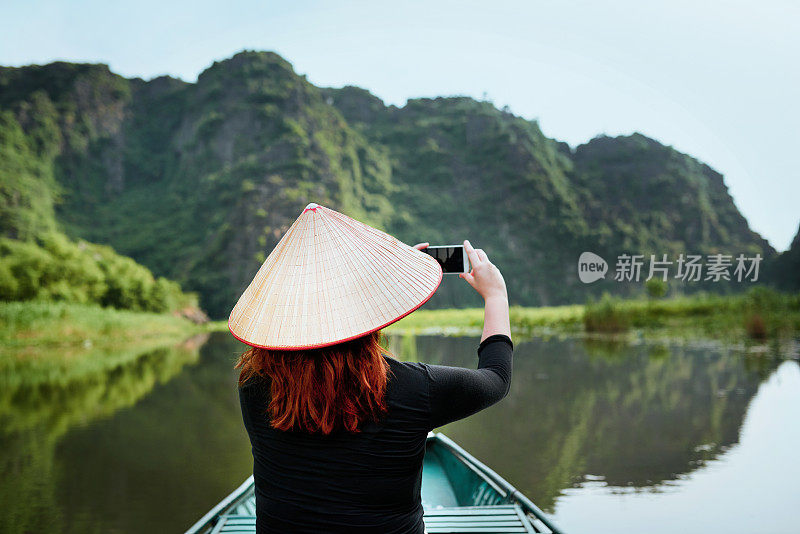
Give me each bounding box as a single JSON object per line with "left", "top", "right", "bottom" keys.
{"left": 420, "top": 245, "right": 470, "bottom": 274}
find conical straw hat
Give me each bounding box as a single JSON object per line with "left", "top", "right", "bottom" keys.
{"left": 228, "top": 203, "right": 443, "bottom": 350}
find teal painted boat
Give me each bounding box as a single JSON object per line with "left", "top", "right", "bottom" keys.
{"left": 185, "top": 432, "right": 564, "bottom": 534}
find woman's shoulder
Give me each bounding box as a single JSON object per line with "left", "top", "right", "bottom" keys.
{"left": 384, "top": 355, "right": 432, "bottom": 383}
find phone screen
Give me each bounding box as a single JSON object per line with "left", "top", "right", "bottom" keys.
{"left": 422, "top": 245, "right": 467, "bottom": 274}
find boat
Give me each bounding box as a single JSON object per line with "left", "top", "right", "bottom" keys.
{"left": 185, "top": 431, "right": 564, "bottom": 534}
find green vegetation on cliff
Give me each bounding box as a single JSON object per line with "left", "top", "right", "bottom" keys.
{"left": 1, "top": 53, "right": 396, "bottom": 317}
{"left": 0, "top": 64, "right": 199, "bottom": 315}
{"left": 1, "top": 51, "right": 786, "bottom": 318}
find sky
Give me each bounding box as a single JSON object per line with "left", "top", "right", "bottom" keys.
{"left": 2, "top": 0, "right": 798, "bottom": 251}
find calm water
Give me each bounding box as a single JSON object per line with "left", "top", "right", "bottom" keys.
{"left": 1, "top": 332, "right": 798, "bottom": 533}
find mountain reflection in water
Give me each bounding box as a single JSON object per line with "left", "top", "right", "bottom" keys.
{"left": 1, "top": 331, "right": 796, "bottom": 534}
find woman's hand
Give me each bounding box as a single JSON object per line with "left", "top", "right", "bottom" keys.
{"left": 459, "top": 240, "right": 508, "bottom": 302}
{"left": 413, "top": 242, "right": 429, "bottom": 250}
{"left": 461, "top": 239, "right": 511, "bottom": 342}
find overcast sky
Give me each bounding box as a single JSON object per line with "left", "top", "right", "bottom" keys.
{"left": 3, "top": 0, "right": 798, "bottom": 251}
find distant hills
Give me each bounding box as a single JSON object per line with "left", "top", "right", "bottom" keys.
{"left": 1, "top": 51, "right": 796, "bottom": 318}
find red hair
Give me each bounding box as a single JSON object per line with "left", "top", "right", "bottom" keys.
{"left": 235, "top": 330, "right": 393, "bottom": 435}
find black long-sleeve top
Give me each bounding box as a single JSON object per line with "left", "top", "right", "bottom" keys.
{"left": 238, "top": 333, "right": 514, "bottom": 534}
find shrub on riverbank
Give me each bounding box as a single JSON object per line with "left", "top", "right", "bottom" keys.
{"left": 584, "top": 294, "right": 631, "bottom": 333}
{"left": 0, "top": 232, "right": 198, "bottom": 313}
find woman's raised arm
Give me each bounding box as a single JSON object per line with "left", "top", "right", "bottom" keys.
{"left": 416, "top": 239, "right": 514, "bottom": 430}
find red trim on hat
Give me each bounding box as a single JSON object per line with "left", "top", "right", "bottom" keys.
{"left": 303, "top": 206, "right": 319, "bottom": 214}
{"left": 227, "top": 261, "right": 444, "bottom": 351}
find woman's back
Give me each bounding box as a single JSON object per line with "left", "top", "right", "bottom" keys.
{"left": 239, "top": 335, "right": 513, "bottom": 533}
{"left": 228, "top": 207, "right": 514, "bottom": 533}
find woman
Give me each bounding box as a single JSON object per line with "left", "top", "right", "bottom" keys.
{"left": 230, "top": 204, "right": 513, "bottom": 533}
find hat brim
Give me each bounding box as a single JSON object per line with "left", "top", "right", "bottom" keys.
{"left": 228, "top": 266, "right": 442, "bottom": 351}
{"left": 227, "top": 204, "right": 444, "bottom": 350}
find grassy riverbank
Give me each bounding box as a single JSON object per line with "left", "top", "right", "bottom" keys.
{"left": 0, "top": 301, "right": 211, "bottom": 352}
{"left": 581, "top": 290, "right": 800, "bottom": 339}
{"left": 0, "top": 301, "right": 214, "bottom": 399}
{"left": 386, "top": 305, "right": 585, "bottom": 335}
{"left": 5, "top": 288, "right": 797, "bottom": 360}
{"left": 387, "top": 289, "right": 800, "bottom": 345}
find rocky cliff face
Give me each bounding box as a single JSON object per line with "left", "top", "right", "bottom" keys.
{"left": 570, "top": 133, "right": 770, "bottom": 254}
{"left": 324, "top": 87, "right": 775, "bottom": 305}
{"left": 0, "top": 51, "right": 777, "bottom": 317}
{"left": 766, "top": 225, "right": 800, "bottom": 291}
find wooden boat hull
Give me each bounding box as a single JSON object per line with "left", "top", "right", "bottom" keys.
{"left": 185, "top": 432, "right": 564, "bottom": 533}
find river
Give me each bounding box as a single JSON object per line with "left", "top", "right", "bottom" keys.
{"left": 1, "top": 331, "right": 797, "bottom": 533}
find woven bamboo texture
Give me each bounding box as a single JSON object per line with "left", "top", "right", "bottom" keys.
{"left": 228, "top": 203, "right": 443, "bottom": 350}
